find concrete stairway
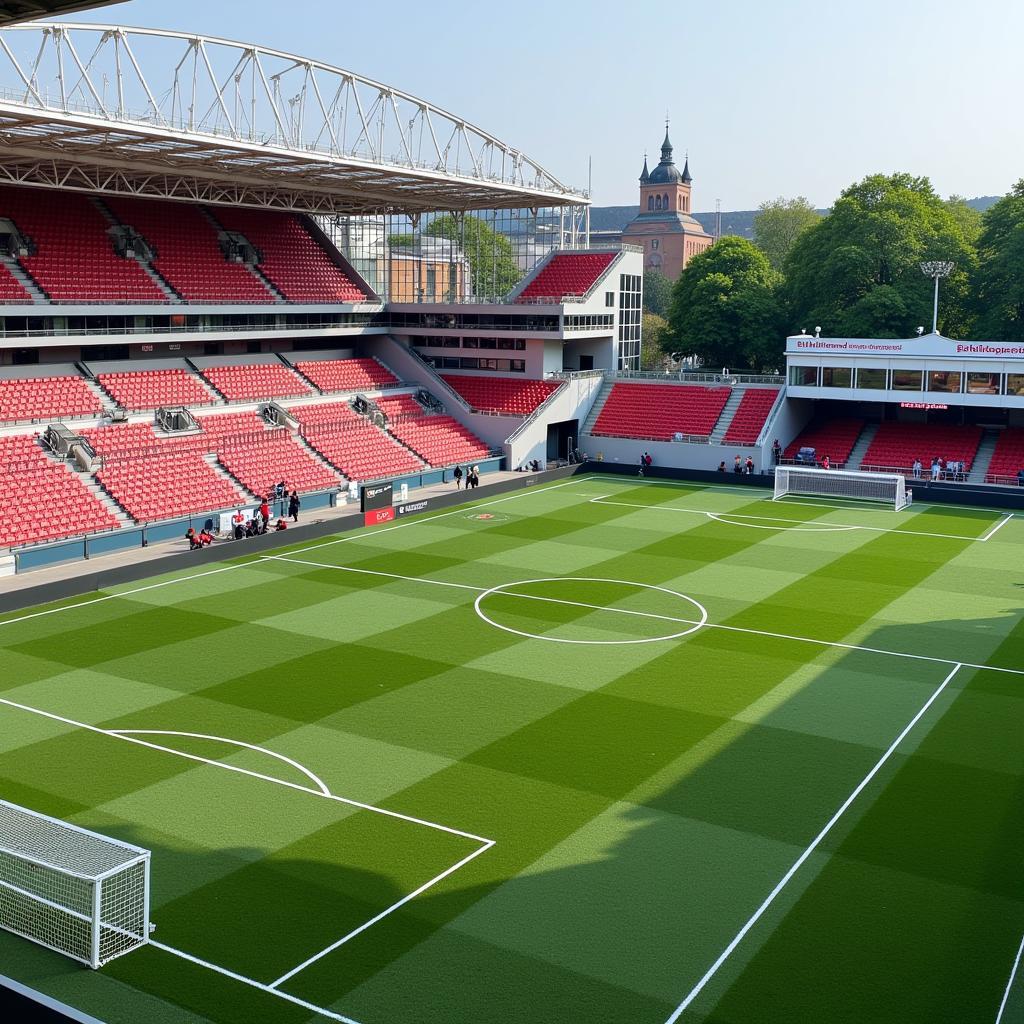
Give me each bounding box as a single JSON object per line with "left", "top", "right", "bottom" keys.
{"left": 710, "top": 388, "right": 744, "bottom": 443}
{"left": 845, "top": 423, "right": 879, "bottom": 470}
{"left": 581, "top": 379, "right": 614, "bottom": 435}
{"left": 0, "top": 254, "right": 47, "bottom": 303}
{"left": 93, "top": 196, "right": 181, "bottom": 302}
{"left": 81, "top": 474, "right": 134, "bottom": 526}
{"left": 205, "top": 453, "right": 259, "bottom": 502}
{"left": 968, "top": 428, "right": 1000, "bottom": 483}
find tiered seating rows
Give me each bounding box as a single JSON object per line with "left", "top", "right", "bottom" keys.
{"left": 107, "top": 197, "right": 273, "bottom": 304}
{"left": 0, "top": 434, "right": 119, "bottom": 548}
{"left": 294, "top": 358, "right": 398, "bottom": 393}
{"left": 199, "top": 363, "right": 312, "bottom": 402}
{"left": 217, "top": 433, "right": 339, "bottom": 497}
{"left": 516, "top": 252, "right": 616, "bottom": 301}
{"left": 214, "top": 209, "right": 371, "bottom": 303}
{"left": 861, "top": 423, "right": 983, "bottom": 472}
{"left": 722, "top": 388, "right": 780, "bottom": 444}
{"left": 97, "top": 369, "right": 213, "bottom": 410}
{"left": 592, "top": 383, "right": 730, "bottom": 440}
{"left": 440, "top": 374, "right": 560, "bottom": 415}
{"left": 387, "top": 414, "right": 491, "bottom": 467}
{"left": 304, "top": 424, "right": 424, "bottom": 481}
{"left": 784, "top": 418, "right": 865, "bottom": 466}
{"left": 288, "top": 401, "right": 358, "bottom": 428}
{"left": 0, "top": 375, "right": 103, "bottom": 423}
{"left": 987, "top": 428, "right": 1024, "bottom": 482}
{"left": 3, "top": 187, "right": 166, "bottom": 303}
{"left": 0, "top": 262, "right": 29, "bottom": 302}
{"left": 376, "top": 394, "right": 425, "bottom": 419}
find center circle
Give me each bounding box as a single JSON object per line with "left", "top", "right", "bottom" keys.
{"left": 473, "top": 577, "right": 708, "bottom": 645}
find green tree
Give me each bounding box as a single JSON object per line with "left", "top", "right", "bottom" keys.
{"left": 973, "top": 181, "right": 1024, "bottom": 340}
{"left": 945, "top": 195, "right": 983, "bottom": 246}
{"left": 423, "top": 214, "right": 520, "bottom": 297}
{"left": 667, "top": 236, "right": 784, "bottom": 371}
{"left": 643, "top": 269, "right": 673, "bottom": 316}
{"left": 640, "top": 313, "right": 670, "bottom": 369}
{"left": 784, "top": 172, "right": 977, "bottom": 338}
{"left": 753, "top": 196, "right": 821, "bottom": 271}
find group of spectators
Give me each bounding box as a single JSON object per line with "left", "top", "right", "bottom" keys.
{"left": 186, "top": 483, "right": 302, "bottom": 549}
{"left": 911, "top": 457, "right": 967, "bottom": 482}
{"left": 718, "top": 455, "right": 756, "bottom": 474}
{"left": 453, "top": 464, "right": 481, "bottom": 489}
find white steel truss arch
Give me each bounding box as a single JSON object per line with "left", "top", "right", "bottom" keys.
{"left": 0, "top": 22, "right": 587, "bottom": 214}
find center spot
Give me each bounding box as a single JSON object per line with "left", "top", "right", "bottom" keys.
{"left": 473, "top": 577, "right": 708, "bottom": 646}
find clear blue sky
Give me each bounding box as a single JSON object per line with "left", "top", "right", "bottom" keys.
{"left": 60, "top": 0, "right": 1023, "bottom": 211}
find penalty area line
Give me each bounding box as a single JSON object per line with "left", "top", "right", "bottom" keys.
{"left": 663, "top": 661, "right": 963, "bottom": 1023}
{"left": 996, "top": 931, "right": 1024, "bottom": 1024}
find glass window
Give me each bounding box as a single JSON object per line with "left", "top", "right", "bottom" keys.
{"left": 891, "top": 369, "right": 923, "bottom": 391}
{"left": 1006, "top": 374, "right": 1024, "bottom": 396}
{"left": 856, "top": 367, "right": 888, "bottom": 389}
{"left": 821, "top": 367, "right": 852, "bottom": 387}
{"left": 927, "top": 371, "right": 962, "bottom": 393}
{"left": 789, "top": 366, "right": 818, "bottom": 386}
{"left": 966, "top": 372, "right": 999, "bottom": 394}
{"left": 462, "top": 337, "right": 478, "bottom": 349}
{"left": 605, "top": 292, "right": 615, "bottom": 307}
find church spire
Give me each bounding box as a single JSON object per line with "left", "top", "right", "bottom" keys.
{"left": 681, "top": 151, "right": 692, "bottom": 184}
{"left": 660, "top": 120, "right": 673, "bottom": 163}
{"left": 639, "top": 152, "right": 650, "bottom": 184}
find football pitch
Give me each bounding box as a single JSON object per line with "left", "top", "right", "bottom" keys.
{"left": 1, "top": 473, "right": 1023, "bottom": 1024}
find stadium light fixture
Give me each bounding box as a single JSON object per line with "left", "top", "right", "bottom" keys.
{"left": 919, "top": 260, "right": 955, "bottom": 335}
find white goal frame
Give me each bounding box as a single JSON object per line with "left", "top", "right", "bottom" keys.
{"left": 774, "top": 466, "right": 911, "bottom": 510}
{"left": 0, "top": 800, "right": 151, "bottom": 969}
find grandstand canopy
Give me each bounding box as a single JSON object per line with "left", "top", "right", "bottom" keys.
{"left": 0, "top": 22, "right": 587, "bottom": 214}
{"left": 0, "top": 1, "right": 121, "bottom": 26}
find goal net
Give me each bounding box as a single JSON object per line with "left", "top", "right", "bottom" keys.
{"left": 0, "top": 800, "right": 151, "bottom": 968}
{"left": 774, "top": 466, "right": 911, "bottom": 510}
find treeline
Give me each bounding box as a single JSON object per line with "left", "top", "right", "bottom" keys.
{"left": 641, "top": 175, "right": 1024, "bottom": 372}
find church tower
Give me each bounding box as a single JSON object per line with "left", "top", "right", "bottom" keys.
{"left": 622, "top": 123, "right": 713, "bottom": 281}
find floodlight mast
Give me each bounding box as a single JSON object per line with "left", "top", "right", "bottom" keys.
{"left": 920, "top": 260, "right": 955, "bottom": 335}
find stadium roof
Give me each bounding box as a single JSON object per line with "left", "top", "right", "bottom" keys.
{"left": 0, "top": 22, "right": 588, "bottom": 214}
{"left": 0, "top": 1, "right": 121, "bottom": 26}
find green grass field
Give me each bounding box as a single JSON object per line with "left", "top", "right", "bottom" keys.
{"left": 1, "top": 474, "right": 1023, "bottom": 1024}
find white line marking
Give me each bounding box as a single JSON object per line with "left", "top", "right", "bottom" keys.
{"left": 996, "top": 932, "right": 1024, "bottom": 1024}
{"left": 108, "top": 730, "right": 332, "bottom": 796}
{"left": 149, "top": 940, "right": 363, "bottom": 1024}
{"left": 981, "top": 514, "right": 1014, "bottom": 543}
{"left": 269, "top": 839, "right": 496, "bottom": 989}
{"left": 704, "top": 511, "right": 858, "bottom": 533}
{"left": 590, "top": 496, "right": 996, "bottom": 541}
{"left": 663, "top": 662, "right": 963, "bottom": 1023}
{"left": 262, "top": 555, "right": 1024, "bottom": 679}
{"left": 0, "top": 697, "right": 492, "bottom": 844}
{"left": 473, "top": 577, "right": 708, "bottom": 646}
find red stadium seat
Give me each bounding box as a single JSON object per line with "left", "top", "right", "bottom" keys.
{"left": 294, "top": 358, "right": 399, "bottom": 393}
{"left": 198, "top": 363, "right": 312, "bottom": 402}
{"left": 440, "top": 375, "right": 561, "bottom": 415}
{"left": 722, "top": 389, "right": 780, "bottom": 444}
{"left": 591, "top": 383, "right": 730, "bottom": 441}
{"left": 784, "top": 418, "right": 866, "bottom": 467}
{"left": 0, "top": 374, "right": 103, "bottom": 423}
{"left": 97, "top": 369, "right": 214, "bottom": 411}
{"left": 516, "top": 252, "right": 616, "bottom": 302}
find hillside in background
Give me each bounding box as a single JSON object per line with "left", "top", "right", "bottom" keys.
{"left": 590, "top": 195, "right": 1002, "bottom": 239}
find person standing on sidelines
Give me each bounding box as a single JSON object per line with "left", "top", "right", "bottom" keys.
{"left": 913, "top": 457, "right": 922, "bottom": 480}
{"left": 454, "top": 465, "right": 463, "bottom": 488}
{"left": 288, "top": 490, "right": 300, "bottom": 522}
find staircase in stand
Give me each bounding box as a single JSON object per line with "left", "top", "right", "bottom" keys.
{"left": 581, "top": 380, "right": 614, "bottom": 435}
{"left": 94, "top": 196, "right": 181, "bottom": 302}
{"left": 845, "top": 423, "right": 879, "bottom": 470}
{"left": 0, "top": 254, "right": 47, "bottom": 303}
{"left": 81, "top": 474, "right": 134, "bottom": 526}
{"left": 710, "top": 388, "right": 744, "bottom": 443}
{"left": 205, "top": 454, "right": 259, "bottom": 502}
{"left": 968, "top": 427, "right": 1000, "bottom": 483}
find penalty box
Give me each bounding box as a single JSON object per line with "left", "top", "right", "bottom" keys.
{"left": 0, "top": 698, "right": 490, "bottom": 989}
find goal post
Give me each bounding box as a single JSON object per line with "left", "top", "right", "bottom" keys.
{"left": 774, "top": 466, "right": 911, "bottom": 510}
{"left": 0, "top": 800, "right": 151, "bottom": 968}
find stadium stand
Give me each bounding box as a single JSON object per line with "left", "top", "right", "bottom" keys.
{"left": 2, "top": 186, "right": 167, "bottom": 304}
{"left": 212, "top": 209, "right": 371, "bottom": 303}
{"left": 198, "top": 363, "right": 312, "bottom": 402}
{"left": 81, "top": 411, "right": 266, "bottom": 459}
{"left": 375, "top": 394, "right": 426, "bottom": 420}
{"left": 722, "top": 388, "right": 780, "bottom": 444}
{"left": 0, "top": 374, "right": 103, "bottom": 423}
{"left": 107, "top": 197, "right": 272, "bottom": 303}
{"left": 288, "top": 402, "right": 356, "bottom": 428}
{"left": 861, "top": 422, "right": 983, "bottom": 473}
{"left": 784, "top": 417, "right": 866, "bottom": 466}
{"left": 97, "top": 452, "right": 246, "bottom": 522}
{"left": 591, "top": 382, "right": 730, "bottom": 440}
{"left": 96, "top": 368, "right": 215, "bottom": 410}
{"left": 387, "top": 414, "right": 491, "bottom": 466}
{"left": 303, "top": 422, "right": 425, "bottom": 481}
{"left": 0, "top": 433, "right": 119, "bottom": 548}
{"left": 294, "top": 357, "right": 399, "bottom": 393}
{"left": 440, "top": 374, "right": 561, "bottom": 415}
{"left": 217, "top": 432, "right": 339, "bottom": 496}
{"left": 986, "top": 428, "right": 1024, "bottom": 483}
{"left": 515, "top": 252, "right": 616, "bottom": 301}
{"left": 0, "top": 261, "right": 29, "bottom": 302}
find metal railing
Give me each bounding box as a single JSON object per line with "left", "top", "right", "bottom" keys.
{"left": 612, "top": 369, "right": 785, "bottom": 385}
